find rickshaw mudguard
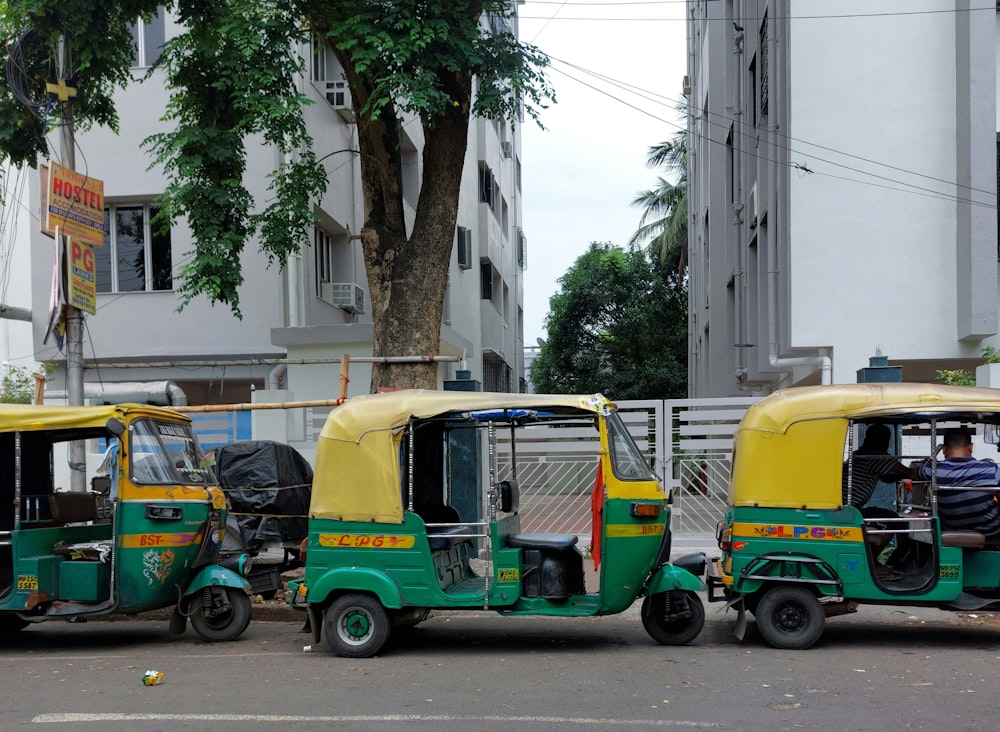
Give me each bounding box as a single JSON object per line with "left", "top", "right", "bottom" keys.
{"left": 644, "top": 563, "right": 706, "bottom": 595}
{"left": 305, "top": 567, "right": 404, "bottom": 610}
{"left": 182, "top": 566, "right": 250, "bottom": 595}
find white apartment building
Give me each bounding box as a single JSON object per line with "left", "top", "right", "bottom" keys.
{"left": 686, "top": 0, "right": 998, "bottom": 397}
{"left": 25, "top": 9, "right": 527, "bottom": 451}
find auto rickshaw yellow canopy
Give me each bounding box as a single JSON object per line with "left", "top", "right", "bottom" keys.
{"left": 311, "top": 390, "right": 612, "bottom": 524}
{"left": 731, "top": 383, "right": 1000, "bottom": 509}
{"left": 0, "top": 403, "right": 190, "bottom": 432}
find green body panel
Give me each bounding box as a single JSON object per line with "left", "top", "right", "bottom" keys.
{"left": 963, "top": 548, "right": 1000, "bottom": 587}
{"left": 184, "top": 565, "right": 249, "bottom": 595}
{"left": 305, "top": 514, "right": 499, "bottom": 610}
{"left": 59, "top": 560, "right": 111, "bottom": 602}
{"left": 115, "top": 500, "right": 216, "bottom": 613}
{"left": 2, "top": 525, "right": 112, "bottom": 613}
{"left": 595, "top": 498, "right": 664, "bottom": 614}
{"left": 644, "top": 563, "right": 705, "bottom": 595}
{"left": 723, "top": 506, "right": 971, "bottom": 603}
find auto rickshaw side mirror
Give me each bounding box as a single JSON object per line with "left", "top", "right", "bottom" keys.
{"left": 499, "top": 480, "right": 520, "bottom": 513}
{"left": 91, "top": 475, "right": 112, "bottom": 495}
{"left": 106, "top": 418, "right": 125, "bottom": 437}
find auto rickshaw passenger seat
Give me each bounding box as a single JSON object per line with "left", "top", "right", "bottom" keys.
{"left": 48, "top": 492, "right": 98, "bottom": 524}
{"left": 940, "top": 531, "right": 986, "bottom": 549}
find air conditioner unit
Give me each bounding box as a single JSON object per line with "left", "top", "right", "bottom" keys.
{"left": 501, "top": 141, "right": 513, "bottom": 159}
{"left": 324, "top": 80, "right": 356, "bottom": 123}
{"left": 322, "top": 281, "right": 365, "bottom": 313}
{"left": 456, "top": 227, "right": 472, "bottom": 270}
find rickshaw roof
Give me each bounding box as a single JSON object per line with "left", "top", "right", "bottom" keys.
{"left": 730, "top": 383, "right": 1000, "bottom": 509}
{"left": 311, "top": 390, "right": 613, "bottom": 523}
{"left": 0, "top": 403, "right": 191, "bottom": 433}
{"left": 319, "top": 390, "right": 613, "bottom": 442}
{"left": 740, "top": 383, "right": 1000, "bottom": 434}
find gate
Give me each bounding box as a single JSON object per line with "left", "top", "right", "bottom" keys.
{"left": 663, "top": 397, "right": 758, "bottom": 539}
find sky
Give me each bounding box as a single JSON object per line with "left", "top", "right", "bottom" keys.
{"left": 517, "top": 0, "right": 689, "bottom": 345}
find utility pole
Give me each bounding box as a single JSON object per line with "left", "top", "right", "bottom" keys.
{"left": 56, "top": 34, "right": 86, "bottom": 492}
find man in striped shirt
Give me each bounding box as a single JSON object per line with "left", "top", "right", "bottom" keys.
{"left": 916, "top": 427, "right": 1000, "bottom": 538}
{"left": 842, "top": 424, "right": 913, "bottom": 513}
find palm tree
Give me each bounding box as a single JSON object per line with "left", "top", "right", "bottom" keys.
{"left": 629, "top": 130, "right": 687, "bottom": 279}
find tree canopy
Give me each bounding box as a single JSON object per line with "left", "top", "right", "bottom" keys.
{"left": 629, "top": 130, "right": 687, "bottom": 279}
{"left": 0, "top": 0, "right": 553, "bottom": 390}
{"left": 530, "top": 242, "right": 687, "bottom": 400}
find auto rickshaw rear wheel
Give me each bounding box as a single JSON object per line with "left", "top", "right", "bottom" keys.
{"left": 325, "top": 593, "right": 391, "bottom": 658}
{"left": 754, "top": 586, "right": 824, "bottom": 650}
{"left": 641, "top": 590, "right": 705, "bottom": 646}
{"left": 189, "top": 587, "right": 252, "bottom": 642}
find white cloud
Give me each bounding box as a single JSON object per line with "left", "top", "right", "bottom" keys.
{"left": 519, "top": 0, "right": 688, "bottom": 342}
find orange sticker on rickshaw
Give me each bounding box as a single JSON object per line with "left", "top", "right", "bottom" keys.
{"left": 734, "top": 522, "right": 861, "bottom": 542}
{"left": 605, "top": 523, "right": 665, "bottom": 538}
{"left": 318, "top": 534, "right": 416, "bottom": 549}
{"left": 121, "top": 532, "right": 200, "bottom": 549}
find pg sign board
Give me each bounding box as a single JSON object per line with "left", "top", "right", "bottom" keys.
{"left": 44, "top": 162, "right": 106, "bottom": 247}
{"left": 69, "top": 240, "right": 97, "bottom": 315}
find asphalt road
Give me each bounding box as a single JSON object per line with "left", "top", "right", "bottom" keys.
{"left": 3, "top": 601, "right": 999, "bottom": 732}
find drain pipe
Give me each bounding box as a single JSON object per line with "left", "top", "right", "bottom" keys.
{"left": 268, "top": 363, "right": 287, "bottom": 390}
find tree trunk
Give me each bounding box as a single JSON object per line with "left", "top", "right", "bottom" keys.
{"left": 355, "top": 87, "right": 471, "bottom": 391}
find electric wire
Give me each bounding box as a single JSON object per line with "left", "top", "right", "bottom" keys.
{"left": 548, "top": 54, "right": 998, "bottom": 202}
{"left": 545, "top": 62, "right": 996, "bottom": 210}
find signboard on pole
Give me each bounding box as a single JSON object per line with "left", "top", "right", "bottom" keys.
{"left": 68, "top": 239, "right": 97, "bottom": 315}
{"left": 45, "top": 162, "right": 105, "bottom": 247}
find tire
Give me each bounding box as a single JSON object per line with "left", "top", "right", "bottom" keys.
{"left": 0, "top": 615, "right": 29, "bottom": 633}
{"left": 189, "top": 587, "right": 252, "bottom": 642}
{"left": 324, "top": 594, "right": 391, "bottom": 658}
{"left": 641, "top": 590, "right": 705, "bottom": 646}
{"left": 754, "top": 586, "right": 825, "bottom": 650}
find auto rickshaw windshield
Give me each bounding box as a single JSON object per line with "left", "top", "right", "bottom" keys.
{"left": 607, "top": 412, "right": 655, "bottom": 481}
{"left": 130, "top": 419, "right": 216, "bottom": 485}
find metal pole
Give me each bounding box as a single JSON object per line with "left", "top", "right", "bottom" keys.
{"left": 58, "top": 34, "right": 86, "bottom": 492}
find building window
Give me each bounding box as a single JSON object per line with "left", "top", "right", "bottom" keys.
{"left": 311, "top": 34, "right": 328, "bottom": 82}
{"left": 480, "top": 262, "right": 493, "bottom": 300}
{"left": 479, "top": 163, "right": 495, "bottom": 208}
{"left": 130, "top": 7, "right": 166, "bottom": 68}
{"left": 759, "top": 12, "right": 768, "bottom": 118}
{"left": 483, "top": 350, "right": 513, "bottom": 393}
{"left": 315, "top": 226, "right": 334, "bottom": 295}
{"left": 97, "top": 204, "right": 172, "bottom": 293}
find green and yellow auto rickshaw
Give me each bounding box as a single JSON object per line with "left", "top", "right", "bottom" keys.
{"left": 0, "top": 404, "right": 252, "bottom": 640}
{"left": 707, "top": 383, "right": 1000, "bottom": 649}
{"left": 289, "top": 390, "right": 706, "bottom": 657}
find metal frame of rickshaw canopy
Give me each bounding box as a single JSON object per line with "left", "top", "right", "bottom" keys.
{"left": 309, "top": 390, "right": 618, "bottom": 524}
{"left": 730, "top": 383, "right": 1000, "bottom": 510}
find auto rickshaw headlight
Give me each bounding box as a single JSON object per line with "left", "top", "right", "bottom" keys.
{"left": 219, "top": 552, "right": 253, "bottom": 577}
{"left": 630, "top": 502, "right": 662, "bottom": 519}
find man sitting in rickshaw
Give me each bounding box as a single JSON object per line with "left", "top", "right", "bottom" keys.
{"left": 916, "top": 427, "right": 1000, "bottom": 539}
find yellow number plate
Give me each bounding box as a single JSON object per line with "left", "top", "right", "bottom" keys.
{"left": 497, "top": 568, "right": 520, "bottom": 583}
{"left": 17, "top": 575, "right": 38, "bottom": 591}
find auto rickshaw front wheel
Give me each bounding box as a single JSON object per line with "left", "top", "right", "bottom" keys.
{"left": 189, "top": 587, "right": 252, "bottom": 642}
{"left": 641, "top": 590, "right": 705, "bottom": 645}
{"left": 754, "top": 586, "right": 825, "bottom": 650}
{"left": 324, "top": 594, "right": 391, "bottom": 658}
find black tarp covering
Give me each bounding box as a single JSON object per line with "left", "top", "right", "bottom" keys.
{"left": 216, "top": 441, "right": 313, "bottom": 552}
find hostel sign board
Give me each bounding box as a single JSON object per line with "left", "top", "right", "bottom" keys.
{"left": 68, "top": 239, "right": 97, "bottom": 315}
{"left": 44, "top": 162, "right": 106, "bottom": 247}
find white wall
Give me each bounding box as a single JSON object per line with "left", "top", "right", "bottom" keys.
{"left": 788, "top": 0, "right": 975, "bottom": 383}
